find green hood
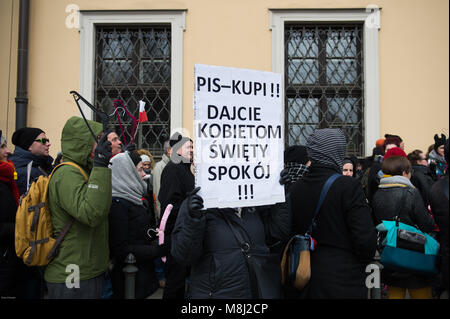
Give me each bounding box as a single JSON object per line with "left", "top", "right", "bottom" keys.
{"left": 61, "top": 116, "right": 103, "bottom": 171}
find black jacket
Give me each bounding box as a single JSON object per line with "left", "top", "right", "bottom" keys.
{"left": 371, "top": 178, "right": 436, "bottom": 289}
{"left": 9, "top": 146, "right": 53, "bottom": 195}
{"left": 0, "top": 180, "right": 22, "bottom": 297}
{"left": 430, "top": 175, "right": 449, "bottom": 290}
{"left": 171, "top": 199, "right": 291, "bottom": 299}
{"left": 289, "top": 164, "right": 377, "bottom": 299}
{"left": 108, "top": 198, "right": 165, "bottom": 299}
{"left": 410, "top": 164, "right": 435, "bottom": 207}
{"left": 158, "top": 160, "right": 195, "bottom": 254}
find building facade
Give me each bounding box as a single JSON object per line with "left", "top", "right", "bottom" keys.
{"left": 1, "top": 0, "right": 448, "bottom": 159}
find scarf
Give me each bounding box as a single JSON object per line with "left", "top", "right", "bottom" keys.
{"left": 285, "top": 162, "right": 309, "bottom": 183}
{"left": 306, "top": 128, "right": 347, "bottom": 172}
{"left": 379, "top": 175, "right": 415, "bottom": 189}
{"left": 110, "top": 152, "right": 147, "bottom": 206}
{"left": 0, "top": 160, "right": 20, "bottom": 206}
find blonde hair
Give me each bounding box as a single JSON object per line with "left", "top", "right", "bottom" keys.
{"left": 137, "top": 149, "right": 155, "bottom": 169}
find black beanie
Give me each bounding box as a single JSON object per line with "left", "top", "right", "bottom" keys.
{"left": 128, "top": 150, "right": 142, "bottom": 167}
{"left": 284, "top": 145, "right": 309, "bottom": 165}
{"left": 12, "top": 127, "right": 45, "bottom": 150}
{"left": 434, "top": 134, "right": 447, "bottom": 151}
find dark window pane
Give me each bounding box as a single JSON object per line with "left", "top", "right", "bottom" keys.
{"left": 285, "top": 24, "right": 364, "bottom": 156}
{"left": 94, "top": 25, "right": 171, "bottom": 160}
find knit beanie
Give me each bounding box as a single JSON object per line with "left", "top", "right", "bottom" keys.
{"left": 140, "top": 154, "right": 151, "bottom": 164}
{"left": 284, "top": 145, "right": 309, "bottom": 165}
{"left": 12, "top": 127, "right": 44, "bottom": 150}
{"left": 384, "top": 147, "right": 407, "bottom": 159}
{"left": 375, "top": 138, "right": 385, "bottom": 148}
{"left": 433, "top": 134, "right": 447, "bottom": 151}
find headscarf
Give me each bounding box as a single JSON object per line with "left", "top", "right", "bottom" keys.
{"left": 110, "top": 152, "right": 146, "bottom": 205}
{"left": 306, "top": 128, "right": 347, "bottom": 172}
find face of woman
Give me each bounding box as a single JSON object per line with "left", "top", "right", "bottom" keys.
{"left": 136, "top": 161, "right": 146, "bottom": 180}
{"left": 0, "top": 143, "right": 11, "bottom": 161}
{"left": 342, "top": 163, "right": 354, "bottom": 177}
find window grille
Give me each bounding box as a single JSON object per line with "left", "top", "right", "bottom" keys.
{"left": 285, "top": 24, "right": 364, "bottom": 156}
{"left": 94, "top": 25, "right": 171, "bottom": 159}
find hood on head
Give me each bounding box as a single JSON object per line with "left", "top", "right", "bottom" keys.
{"left": 61, "top": 116, "right": 103, "bottom": 170}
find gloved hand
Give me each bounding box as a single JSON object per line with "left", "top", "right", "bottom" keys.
{"left": 187, "top": 186, "right": 204, "bottom": 218}
{"left": 279, "top": 168, "right": 291, "bottom": 186}
{"left": 123, "top": 142, "right": 137, "bottom": 152}
{"left": 93, "top": 132, "right": 113, "bottom": 167}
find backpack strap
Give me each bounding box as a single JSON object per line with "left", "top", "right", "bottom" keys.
{"left": 307, "top": 173, "right": 341, "bottom": 235}
{"left": 45, "top": 162, "right": 89, "bottom": 260}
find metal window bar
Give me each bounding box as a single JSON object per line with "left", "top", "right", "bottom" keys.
{"left": 285, "top": 24, "right": 365, "bottom": 156}
{"left": 94, "top": 25, "right": 172, "bottom": 160}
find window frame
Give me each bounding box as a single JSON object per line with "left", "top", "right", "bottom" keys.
{"left": 79, "top": 10, "right": 186, "bottom": 132}
{"left": 270, "top": 8, "right": 381, "bottom": 156}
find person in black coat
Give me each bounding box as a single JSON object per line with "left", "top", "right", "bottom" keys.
{"left": 171, "top": 184, "right": 291, "bottom": 299}
{"left": 157, "top": 132, "right": 195, "bottom": 299}
{"left": 289, "top": 128, "right": 377, "bottom": 299}
{"left": 407, "top": 149, "right": 435, "bottom": 207}
{"left": 429, "top": 139, "right": 449, "bottom": 297}
{"left": 108, "top": 151, "right": 165, "bottom": 299}
{"left": 371, "top": 154, "right": 436, "bottom": 299}
{"left": 0, "top": 135, "right": 25, "bottom": 298}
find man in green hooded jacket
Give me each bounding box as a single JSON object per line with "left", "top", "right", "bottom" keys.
{"left": 44, "top": 116, "right": 113, "bottom": 299}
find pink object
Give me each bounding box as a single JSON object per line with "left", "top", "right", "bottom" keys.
{"left": 158, "top": 204, "right": 173, "bottom": 262}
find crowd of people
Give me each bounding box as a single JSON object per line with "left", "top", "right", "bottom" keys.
{"left": 0, "top": 118, "right": 448, "bottom": 299}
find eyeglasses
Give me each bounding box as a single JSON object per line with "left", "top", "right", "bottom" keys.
{"left": 34, "top": 138, "right": 50, "bottom": 145}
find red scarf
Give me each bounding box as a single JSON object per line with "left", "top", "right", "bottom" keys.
{"left": 0, "top": 160, "right": 20, "bottom": 206}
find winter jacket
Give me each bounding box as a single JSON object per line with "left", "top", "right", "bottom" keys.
{"left": 153, "top": 154, "right": 170, "bottom": 219}
{"left": 430, "top": 175, "right": 449, "bottom": 290}
{"left": 372, "top": 175, "right": 436, "bottom": 289}
{"left": 0, "top": 178, "right": 22, "bottom": 297}
{"left": 109, "top": 198, "right": 165, "bottom": 299}
{"left": 44, "top": 117, "right": 112, "bottom": 283}
{"left": 171, "top": 198, "right": 291, "bottom": 299}
{"left": 289, "top": 164, "right": 377, "bottom": 299}
{"left": 410, "top": 164, "right": 435, "bottom": 207}
{"left": 9, "top": 146, "right": 53, "bottom": 195}
{"left": 158, "top": 159, "right": 195, "bottom": 254}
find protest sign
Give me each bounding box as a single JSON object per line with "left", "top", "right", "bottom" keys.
{"left": 194, "top": 64, "right": 285, "bottom": 209}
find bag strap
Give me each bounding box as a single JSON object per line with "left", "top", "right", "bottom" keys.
{"left": 394, "top": 188, "right": 409, "bottom": 227}
{"left": 45, "top": 162, "right": 89, "bottom": 260}
{"left": 307, "top": 173, "right": 341, "bottom": 235}
{"left": 219, "top": 211, "right": 250, "bottom": 254}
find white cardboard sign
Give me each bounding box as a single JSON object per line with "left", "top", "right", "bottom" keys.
{"left": 194, "top": 64, "right": 285, "bottom": 209}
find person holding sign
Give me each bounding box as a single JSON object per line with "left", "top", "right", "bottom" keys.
{"left": 170, "top": 177, "right": 291, "bottom": 299}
